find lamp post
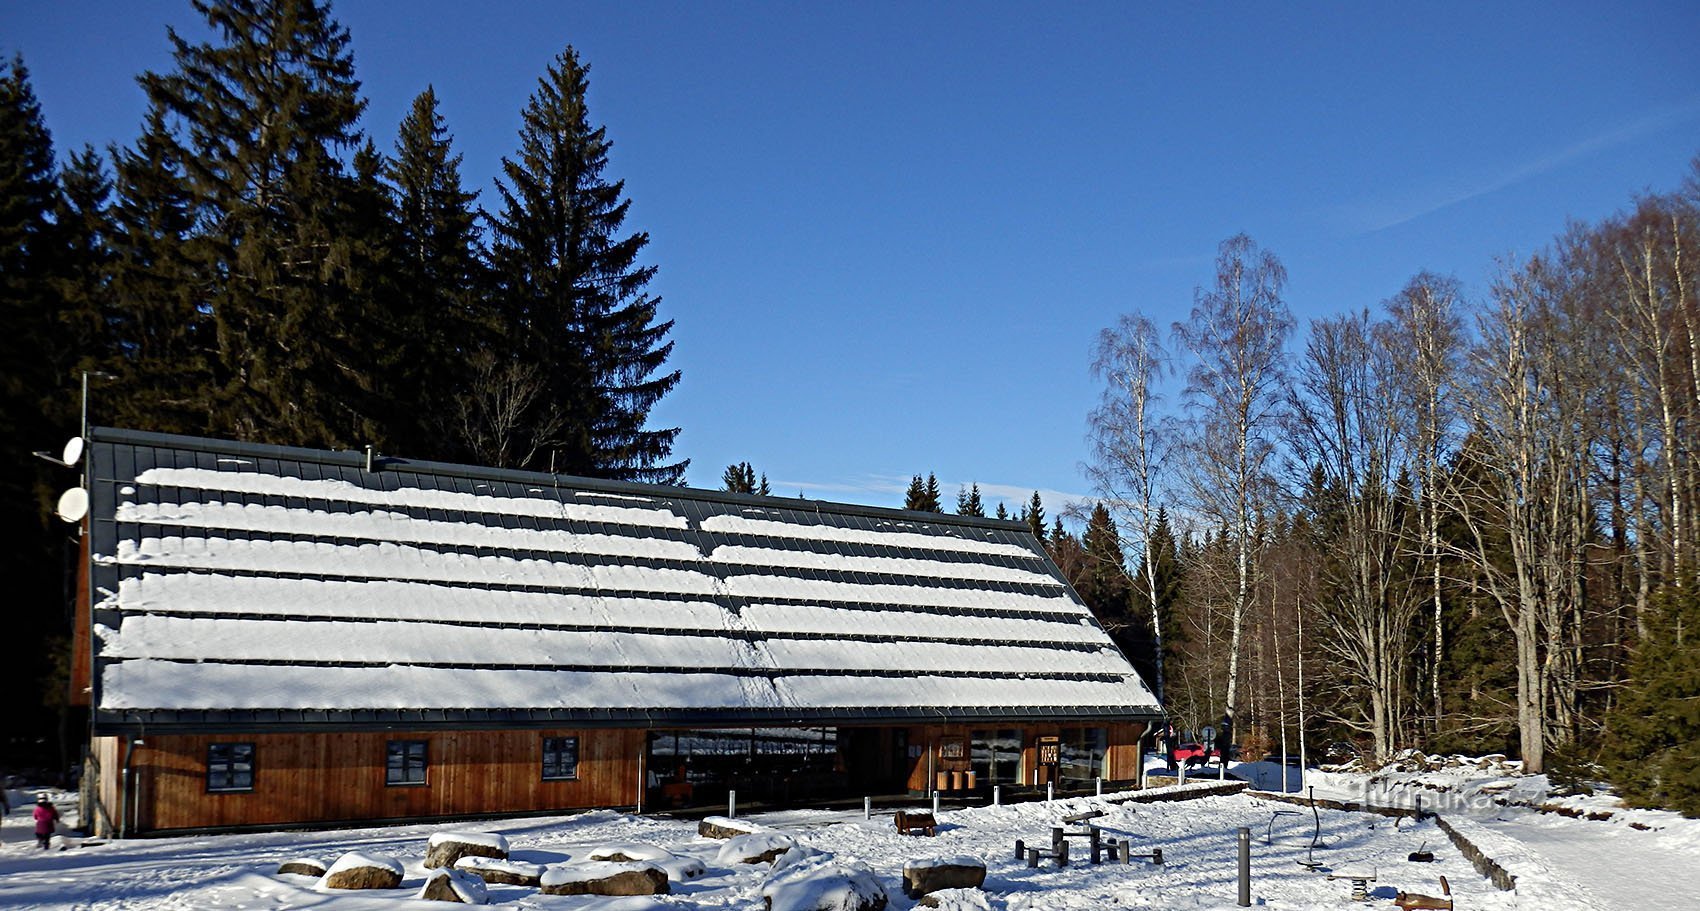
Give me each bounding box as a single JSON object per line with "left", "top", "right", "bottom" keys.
{"left": 81, "top": 370, "right": 116, "bottom": 441}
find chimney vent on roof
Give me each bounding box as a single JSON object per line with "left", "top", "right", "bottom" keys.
{"left": 365, "top": 444, "right": 378, "bottom": 473}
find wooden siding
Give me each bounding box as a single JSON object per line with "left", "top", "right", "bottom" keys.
{"left": 131, "top": 728, "right": 641, "bottom": 833}
{"left": 70, "top": 529, "right": 90, "bottom": 707}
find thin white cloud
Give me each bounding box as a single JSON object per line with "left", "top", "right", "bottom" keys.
{"left": 770, "top": 474, "right": 1095, "bottom": 516}
{"left": 1352, "top": 99, "right": 1700, "bottom": 234}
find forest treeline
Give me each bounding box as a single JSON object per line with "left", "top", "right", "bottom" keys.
{"left": 1067, "top": 170, "right": 1700, "bottom": 814}
{"left": 0, "top": 0, "right": 681, "bottom": 765}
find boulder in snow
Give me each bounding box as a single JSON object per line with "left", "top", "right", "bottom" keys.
{"left": 916, "top": 888, "right": 993, "bottom": 910}
{"left": 901, "top": 855, "right": 985, "bottom": 898}
{"left": 276, "top": 857, "right": 327, "bottom": 877}
{"left": 586, "top": 842, "right": 705, "bottom": 881}
{"left": 425, "top": 830, "right": 510, "bottom": 869}
{"left": 539, "top": 860, "right": 670, "bottom": 896}
{"left": 320, "top": 851, "right": 404, "bottom": 890}
{"left": 698, "top": 815, "right": 768, "bottom": 839}
{"left": 417, "top": 868, "right": 489, "bottom": 904}
{"left": 717, "top": 832, "right": 797, "bottom": 866}
{"left": 761, "top": 856, "right": 887, "bottom": 911}
{"left": 453, "top": 856, "right": 543, "bottom": 886}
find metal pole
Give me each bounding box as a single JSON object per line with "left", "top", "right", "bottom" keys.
{"left": 993, "top": 785, "right": 1001, "bottom": 807}
{"left": 932, "top": 792, "right": 940, "bottom": 816}
{"left": 864, "top": 796, "right": 871, "bottom": 820}
{"left": 728, "top": 790, "right": 736, "bottom": 819}
{"left": 1046, "top": 782, "right": 1054, "bottom": 803}
{"left": 1095, "top": 777, "right": 1103, "bottom": 797}
{"left": 1237, "top": 826, "right": 1251, "bottom": 906}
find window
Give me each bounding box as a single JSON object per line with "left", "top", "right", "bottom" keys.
{"left": 386, "top": 739, "right": 428, "bottom": 786}
{"left": 542, "top": 735, "right": 580, "bottom": 780}
{"left": 206, "top": 742, "right": 255, "bottom": 792}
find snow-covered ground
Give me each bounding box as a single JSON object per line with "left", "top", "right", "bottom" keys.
{"left": 1, "top": 763, "right": 1695, "bottom": 910}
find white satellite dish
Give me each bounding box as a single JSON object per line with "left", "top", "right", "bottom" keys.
{"left": 56, "top": 488, "right": 89, "bottom": 524}
{"left": 62, "top": 436, "right": 85, "bottom": 467}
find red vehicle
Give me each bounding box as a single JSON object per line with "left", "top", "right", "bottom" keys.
{"left": 1171, "top": 741, "right": 1238, "bottom": 767}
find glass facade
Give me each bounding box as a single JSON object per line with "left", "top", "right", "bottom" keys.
{"left": 970, "top": 729, "right": 1023, "bottom": 785}
{"left": 1060, "top": 727, "right": 1108, "bottom": 783}
{"left": 648, "top": 727, "right": 842, "bottom": 804}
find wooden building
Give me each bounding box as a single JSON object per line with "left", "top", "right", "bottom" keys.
{"left": 74, "top": 428, "right": 1163, "bottom": 835}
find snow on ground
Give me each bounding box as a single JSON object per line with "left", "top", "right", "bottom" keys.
{"left": 3, "top": 767, "right": 1697, "bottom": 910}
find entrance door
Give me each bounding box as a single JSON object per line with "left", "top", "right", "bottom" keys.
{"left": 1033, "top": 735, "right": 1061, "bottom": 785}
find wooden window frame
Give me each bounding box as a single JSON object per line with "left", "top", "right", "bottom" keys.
{"left": 541, "top": 734, "right": 580, "bottom": 781}
{"left": 206, "top": 741, "right": 256, "bottom": 793}
{"left": 386, "top": 739, "right": 429, "bottom": 787}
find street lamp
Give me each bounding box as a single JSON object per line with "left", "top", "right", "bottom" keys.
{"left": 81, "top": 370, "right": 116, "bottom": 440}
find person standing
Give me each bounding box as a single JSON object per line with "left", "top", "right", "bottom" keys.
{"left": 33, "top": 794, "right": 59, "bottom": 849}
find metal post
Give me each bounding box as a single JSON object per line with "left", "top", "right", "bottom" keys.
{"left": 1095, "top": 777, "right": 1103, "bottom": 797}
{"left": 1178, "top": 763, "right": 1186, "bottom": 785}
{"left": 1237, "top": 827, "right": 1251, "bottom": 906}
{"left": 1046, "top": 782, "right": 1054, "bottom": 803}
{"left": 864, "top": 796, "right": 871, "bottom": 820}
{"left": 932, "top": 791, "right": 941, "bottom": 816}
{"left": 728, "top": 790, "right": 736, "bottom": 819}
{"left": 993, "top": 784, "right": 1001, "bottom": 807}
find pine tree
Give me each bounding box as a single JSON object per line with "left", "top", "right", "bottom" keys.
{"left": 925, "top": 473, "right": 943, "bottom": 512}
{"left": 995, "top": 502, "right": 1010, "bottom": 521}
{"left": 138, "top": 0, "right": 381, "bottom": 448}
{"left": 489, "top": 46, "right": 683, "bottom": 482}
{"left": 0, "top": 54, "right": 58, "bottom": 427}
{"left": 384, "top": 86, "right": 484, "bottom": 458}
{"left": 955, "top": 483, "right": 985, "bottom": 517}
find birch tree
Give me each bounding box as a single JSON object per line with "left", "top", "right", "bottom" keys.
{"left": 1086, "top": 312, "right": 1172, "bottom": 702}
{"left": 1173, "top": 233, "right": 1293, "bottom": 745}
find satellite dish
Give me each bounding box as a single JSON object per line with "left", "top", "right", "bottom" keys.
{"left": 62, "top": 436, "right": 85, "bottom": 467}
{"left": 56, "top": 488, "right": 89, "bottom": 524}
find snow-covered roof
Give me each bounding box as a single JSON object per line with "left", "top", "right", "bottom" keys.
{"left": 85, "top": 428, "right": 1161, "bottom": 732}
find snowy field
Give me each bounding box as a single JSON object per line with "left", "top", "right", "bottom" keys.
{"left": 6, "top": 768, "right": 1694, "bottom": 911}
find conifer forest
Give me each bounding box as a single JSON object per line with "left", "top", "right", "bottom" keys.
{"left": 4, "top": 0, "right": 1698, "bottom": 817}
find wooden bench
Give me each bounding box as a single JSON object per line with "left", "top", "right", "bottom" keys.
{"left": 893, "top": 810, "right": 937, "bottom": 837}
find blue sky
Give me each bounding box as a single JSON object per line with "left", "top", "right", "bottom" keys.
{"left": 6, "top": 1, "right": 1698, "bottom": 517}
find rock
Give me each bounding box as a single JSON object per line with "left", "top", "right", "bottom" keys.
{"left": 453, "top": 856, "right": 544, "bottom": 887}
{"left": 916, "top": 888, "right": 994, "bottom": 910}
{"left": 425, "top": 831, "right": 510, "bottom": 869}
{"left": 902, "top": 856, "right": 986, "bottom": 898}
{"left": 586, "top": 843, "right": 705, "bottom": 881}
{"left": 761, "top": 856, "right": 887, "bottom": 911}
{"left": 539, "top": 861, "right": 670, "bottom": 896}
{"left": 417, "top": 868, "right": 489, "bottom": 904}
{"left": 698, "top": 815, "right": 767, "bottom": 839}
{"left": 716, "top": 832, "right": 797, "bottom": 866}
{"left": 276, "top": 857, "right": 327, "bottom": 877}
{"left": 320, "top": 852, "right": 404, "bottom": 890}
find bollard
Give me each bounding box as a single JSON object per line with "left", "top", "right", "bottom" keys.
{"left": 1096, "top": 777, "right": 1103, "bottom": 797}
{"left": 1237, "top": 826, "right": 1251, "bottom": 906}
{"left": 864, "top": 796, "right": 871, "bottom": 820}
{"left": 993, "top": 784, "right": 1002, "bottom": 807}
{"left": 1179, "top": 764, "right": 1187, "bottom": 785}
{"left": 728, "top": 790, "right": 736, "bottom": 819}
{"left": 932, "top": 791, "right": 941, "bottom": 816}
{"left": 1047, "top": 782, "right": 1054, "bottom": 803}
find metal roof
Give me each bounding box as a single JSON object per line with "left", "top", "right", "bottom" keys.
{"left": 86, "top": 427, "right": 1163, "bottom": 734}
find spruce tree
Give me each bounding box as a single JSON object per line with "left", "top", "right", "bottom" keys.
{"left": 955, "top": 482, "right": 984, "bottom": 517}
{"left": 1604, "top": 587, "right": 1700, "bottom": 816}
{"left": 995, "top": 502, "right": 1010, "bottom": 521}
{"left": 51, "top": 146, "right": 114, "bottom": 394}
{"left": 723, "top": 462, "right": 758, "bottom": 494}
{"left": 489, "top": 46, "right": 683, "bottom": 483}
{"left": 1021, "top": 491, "right": 1045, "bottom": 539}
{"left": 104, "top": 103, "right": 214, "bottom": 433}
{"left": 0, "top": 54, "right": 58, "bottom": 426}
{"left": 139, "top": 0, "right": 380, "bottom": 448}
{"left": 925, "top": 473, "right": 943, "bottom": 512}
{"left": 904, "top": 475, "right": 929, "bottom": 511}
{"left": 383, "top": 86, "right": 484, "bottom": 458}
